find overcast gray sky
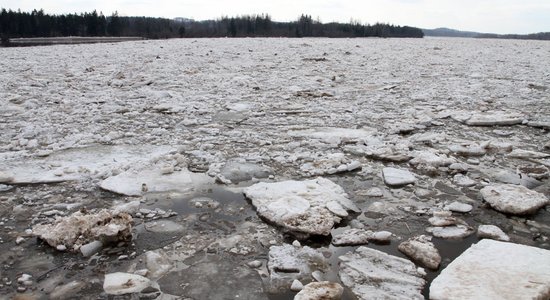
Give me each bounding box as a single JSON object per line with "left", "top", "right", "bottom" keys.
{"left": 3, "top": 0, "right": 550, "bottom": 34}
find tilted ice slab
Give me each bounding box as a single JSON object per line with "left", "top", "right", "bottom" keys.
{"left": 527, "top": 120, "right": 550, "bottom": 130}
{"left": 218, "top": 161, "right": 272, "bottom": 183}
{"left": 459, "top": 112, "right": 525, "bottom": 126}
{"left": 243, "top": 178, "right": 359, "bottom": 236}
{"left": 430, "top": 239, "right": 550, "bottom": 300}
{"left": 398, "top": 235, "right": 441, "bottom": 270}
{"left": 332, "top": 229, "right": 392, "bottom": 246}
{"left": 481, "top": 168, "right": 543, "bottom": 189}
{"left": 294, "top": 282, "right": 343, "bottom": 300}
{"left": 480, "top": 184, "right": 549, "bottom": 215}
{"left": 0, "top": 145, "right": 172, "bottom": 184}
{"left": 103, "top": 272, "right": 153, "bottom": 295}
{"left": 507, "top": 149, "right": 550, "bottom": 159}
{"left": 477, "top": 224, "right": 510, "bottom": 242}
{"left": 339, "top": 246, "right": 426, "bottom": 300}
{"left": 288, "top": 127, "right": 376, "bottom": 144}
{"left": 101, "top": 168, "right": 214, "bottom": 196}
{"left": 299, "top": 153, "right": 361, "bottom": 177}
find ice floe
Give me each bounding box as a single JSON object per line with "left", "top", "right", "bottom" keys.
{"left": 477, "top": 224, "right": 510, "bottom": 241}
{"left": 430, "top": 240, "right": 550, "bottom": 299}
{"left": 398, "top": 235, "right": 441, "bottom": 270}
{"left": 332, "top": 229, "right": 393, "bottom": 246}
{"left": 339, "top": 246, "right": 426, "bottom": 299}
{"left": 480, "top": 184, "right": 549, "bottom": 215}
{"left": 101, "top": 168, "right": 213, "bottom": 196}
{"left": 244, "top": 178, "right": 359, "bottom": 236}
{"left": 294, "top": 281, "right": 343, "bottom": 300}
{"left": 382, "top": 167, "right": 417, "bottom": 187}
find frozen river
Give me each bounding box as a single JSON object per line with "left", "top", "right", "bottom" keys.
{"left": 0, "top": 37, "right": 549, "bottom": 299}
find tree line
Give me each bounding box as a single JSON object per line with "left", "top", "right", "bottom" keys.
{"left": 189, "top": 15, "right": 423, "bottom": 38}
{"left": 0, "top": 9, "right": 424, "bottom": 42}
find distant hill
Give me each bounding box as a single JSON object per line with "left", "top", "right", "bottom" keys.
{"left": 477, "top": 32, "right": 550, "bottom": 41}
{"left": 422, "top": 27, "right": 481, "bottom": 38}
{"left": 423, "top": 27, "right": 550, "bottom": 41}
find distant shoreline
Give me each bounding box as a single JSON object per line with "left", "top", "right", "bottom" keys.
{"left": 4, "top": 35, "right": 550, "bottom": 48}
{"left": 2, "top": 36, "right": 418, "bottom": 48}
{"left": 422, "top": 27, "right": 550, "bottom": 41}
{"left": 2, "top": 36, "right": 144, "bottom": 47}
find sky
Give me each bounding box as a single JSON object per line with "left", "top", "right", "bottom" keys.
{"left": 3, "top": 0, "right": 550, "bottom": 34}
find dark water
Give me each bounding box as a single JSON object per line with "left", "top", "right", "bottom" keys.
{"left": 0, "top": 181, "right": 518, "bottom": 299}
{"left": 266, "top": 236, "right": 478, "bottom": 300}
{"left": 150, "top": 186, "right": 480, "bottom": 300}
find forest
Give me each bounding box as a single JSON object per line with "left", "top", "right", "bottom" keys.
{"left": 0, "top": 8, "right": 424, "bottom": 42}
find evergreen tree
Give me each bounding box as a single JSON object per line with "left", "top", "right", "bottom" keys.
{"left": 107, "top": 11, "right": 121, "bottom": 36}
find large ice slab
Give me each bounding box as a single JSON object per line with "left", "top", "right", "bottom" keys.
{"left": 430, "top": 239, "right": 550, "bottom": 299}
{"left": 288, "top": 127, "right": 375, "bottom": 144}
{"left": 0, "top": 145, "right": 172, "bottom": 184}
{"left": 100, "top": 168, "right": 213, "bottom": 196}
{"left": 243, "top": 178, "right": 359, "bottom": 236}
{"left": 480, "top": 184, "right": 549, "bottom": 215}
{"left": 339, "top": 246, "right": 426, "bottom": 300}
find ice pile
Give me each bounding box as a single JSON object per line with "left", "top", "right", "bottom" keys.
{"left": 33, "top": 209, "right": 133, "bottom": 252}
